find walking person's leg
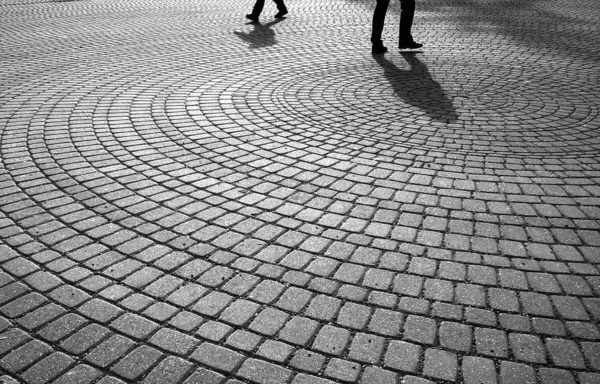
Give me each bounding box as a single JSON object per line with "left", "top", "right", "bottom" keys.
{"left": 274, "top": 0, "right": 288, "bottom": 18}
{"left": 398, "top": 0, "right": 422, "bottom": 48}
{"left": 247, "top": 0, "right": 266, "bottom": 22}
{"left": 371, "top": 0, "right": 390, "bottom": 54}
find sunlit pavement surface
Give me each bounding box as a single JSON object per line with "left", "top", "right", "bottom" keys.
{"left": 1, "top": 0, "right": 599, "bottom": 383}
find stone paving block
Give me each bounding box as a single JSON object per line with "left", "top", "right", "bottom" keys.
{"left": 439, "top": 321, "right": 472, "bottom": 352}
{"left": 38, "top": 313, "right": 88, "bottom": 342}
{"left": 219, "top": 298, "right": 261, "bottom": 326}
{"left": 367, "top": 290, "right": 397, "bottom": 308}
{"left": 383, "top": 340, "right": 421, "bottom": 373}
{"left": 360, "top": 366, "right": 397, "bottom": 384}
{"left": 142, "top": 302, "right": 178, "bottom": 322}
{"left": 191, "top": 342, "right": 244, "bottom": 373}
{"left": 378, "top": 252, "right": 409, "bottom": 271}
{"left": 148, "top": 327, "right": 199, "bottom": 355}
{"left": 539, "top": 368, "right": 576, "bottom": 384}
{"left": 183, "top": 368, "right": 226, "bottom": 384}
{"left": 336, "top": 302, "right": 371, "bottom": 330}
{"left": 249, "top": 307, "right": 289, "bottom": 336}
{"left": 333, "top": 263, "right": 366, "bottom": 284}
{"left": 498, "top": 269, "right": 529, "bottom": 290}
{"left": 532, "top": 317, "right": 567, "bottom": 336}
{"left": 84, "top": 334, "right": 136, "bottom": 368}
{"left": 144, "top": 356, "right": 194, "bottom": 384}
{"left": 519, "top": 292, "right": 554, "bottom": 317}
{"left": 192, "top": 291, "right": 233, "bottom": 317}
{"left": 546, "top": 338, "right": 586, "bottom": 368}
{"left": 20, "top": 352, "right": 74, "bottom": 384}
{"left": 305, "top": 294, "right": 342, "bottom": 321}
{"left": 256, "top": 340, "right": 294, "bottom": 363}
{"left": 59, "top": 323, "right": 111, "bottom": 354}
{"left": 467, "top": 264, "right": 497, "bottom": 286}
{"left": 110, "top": 345, "right": 163, "bottom": 381}
{"left": 475, "top": 327, "right": 508, "bottom": 357}
{"left": 367, "top": 308, "right": 404, "bottom": 336}
{"left": 225, "top": 330, "right": 262, "bottom": 352}
{"left": 119, "top": 292, "right": 153, "bottom": 311}
{"left": 392, "top": 274, "right": 424, "bottom": 297}
{"left": 278, "top": 316, "right": 319, "bottom": 346}
{"left": 24, "top": 270, "right": 62, "bottom": 292}
{"left": 462, "top": 356, "right": 497, "bottom": 384}
{"left": 248, "top": 279, "right": 285, "bottom": 304}
{"left": 48, "top": 285, "right": 91, "bottom": 307}
{"left": 165, "top": 283, "right": 207, "bottom": 307}
{"left": 403, "top": 315, "right": 437, "bottom": 345}
{"left": 488, "top": 288, "right": 520, "bottom": 313}
{"left": 0, "top": 291, "right": 46, "bottom": 318}
{"left": 110, "top": 313, "right": 158, "bottom": 340}
{"left": 509, "top": 333, "right": 546, "bottom": 363}
{"left": 286, "top": 371, "right": 334, "bottom": 384}
{"left": 0, "top": 328, "right": 30, "bottom": 355}
{"left": 423, "top": 348, "right": 457, "bottom": 382}
{"left": 167, "top": 310, "right": 202, "bottom": 332}
{"left": 455, "top": 283, "right": 486, "bottom": 307}
{"left": 348, "top": 333, "right": 385, "bottom": 364}
{"left": 551, "top": 295, "right": 590, "bottom": 320}
{"left": 0, "top": 338, "right": 52, "bottom": 373}
{"left": 582, "top": 341, "right": 600, "bottom": 370}
{"left": 556, "top": 274, "right": 593, "bottom": 295}
{"left": 401, "top": 377, "right": 435, "bottom": 384}
{"left": 337, "top": 284, "right": 369, "bottom": 302}
{"left": 174, "top": 259, "right": 211, "bottom": 280}
{"left": 237, "top": 358, "right": 293, "bottom": 384}
{"left": 398, "top": 297, "right": 430, "bottom": 315}
{"left": 579, "top": 372, "right": 600, "bottom": 384}
{"left": 312, "top": 325, "right": 350, "bottom": 356}
{"left": 324, "top": 358, "right": 361, "bottom": 383}
{"left": 222, "top": 273, "right": 260, "bottom": 296}
{"left": 196, "top": 320, "right": 232, "bottom": 342}
{"left": 423, "top": 278, "right": 453, "bottom": 302}
{"left": 289, "top": 349, "right": 326, "bottom": 373}
{"left": 566, "top": 321, "right": 600, "bottom": 340}
{"left": 407, "top": 257, "right": 437, "bottom": 276}
{"left": 499, "top": 361, "right": 536, "bottom": 384}
{"left": 53, "top": 364, "right": 101, "bottom": 384}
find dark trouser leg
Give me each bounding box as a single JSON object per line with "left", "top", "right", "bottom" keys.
{"left": 399, "top": 0, "right": 416, "bottom": 42}
{"left": 251, "top": 0, "right": 266, "bottom": 16}
{"left": 273, "top": 0, "right": 287, "bottom": 12}
{"left": 371, "top": 0, "right": 390, "bottom": 43}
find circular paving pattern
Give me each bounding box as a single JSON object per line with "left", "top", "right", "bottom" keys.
{"left": 1, "top": 0, "right": 600, "bottom": 384}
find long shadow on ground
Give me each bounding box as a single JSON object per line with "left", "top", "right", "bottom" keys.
{"left": 234, "top": 18, "right": 286, "bottom": 49}
{"left": 373, "top": 52, "right": 459, "bottom": 123}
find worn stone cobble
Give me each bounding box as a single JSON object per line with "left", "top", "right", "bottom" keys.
{"left": 1, "top": 0, "right": 600, "bottom": 383}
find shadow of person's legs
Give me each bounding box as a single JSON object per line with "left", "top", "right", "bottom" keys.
{"left": 374, "top": 53, "right": 458, "bottom": 122}
{"left": 234, "top": 18, "right": 285, "bottom": 49}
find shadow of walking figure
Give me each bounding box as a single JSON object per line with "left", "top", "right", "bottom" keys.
{"left": 373, "top": 52, "right": 458, "bottom": 123}
{"left": 234, "top": 19, "right": 285, "bottom": 49}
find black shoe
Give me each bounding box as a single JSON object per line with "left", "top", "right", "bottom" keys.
{"left": 398, "top": 40, "right": 423, "bottom": 49}
{"left": 246, "top": 14, "right": 259, "bottom": 23}
{"left": 274, "top": 9, "right": 288, "bottom": 18}
{"left": 372, "top": 42, "right": 388, "bottom": 54}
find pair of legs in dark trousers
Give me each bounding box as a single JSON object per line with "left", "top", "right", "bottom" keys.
{"left": 372, "top": 0, "right": 420, "bottom": 52}
{"left": 249, "top": 0, "right": 287, "bottom": 18}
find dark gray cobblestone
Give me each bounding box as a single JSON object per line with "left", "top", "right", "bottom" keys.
{"left": 1, "top": 0, "right": 600, "bottom": 383}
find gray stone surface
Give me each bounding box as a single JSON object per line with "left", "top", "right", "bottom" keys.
{"left": 0, "top": 0, "right": 599, "bottom": 382}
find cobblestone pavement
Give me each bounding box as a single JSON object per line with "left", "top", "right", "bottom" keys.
{"left": 1, "top": 0, "right": 599, "bottom": 383}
